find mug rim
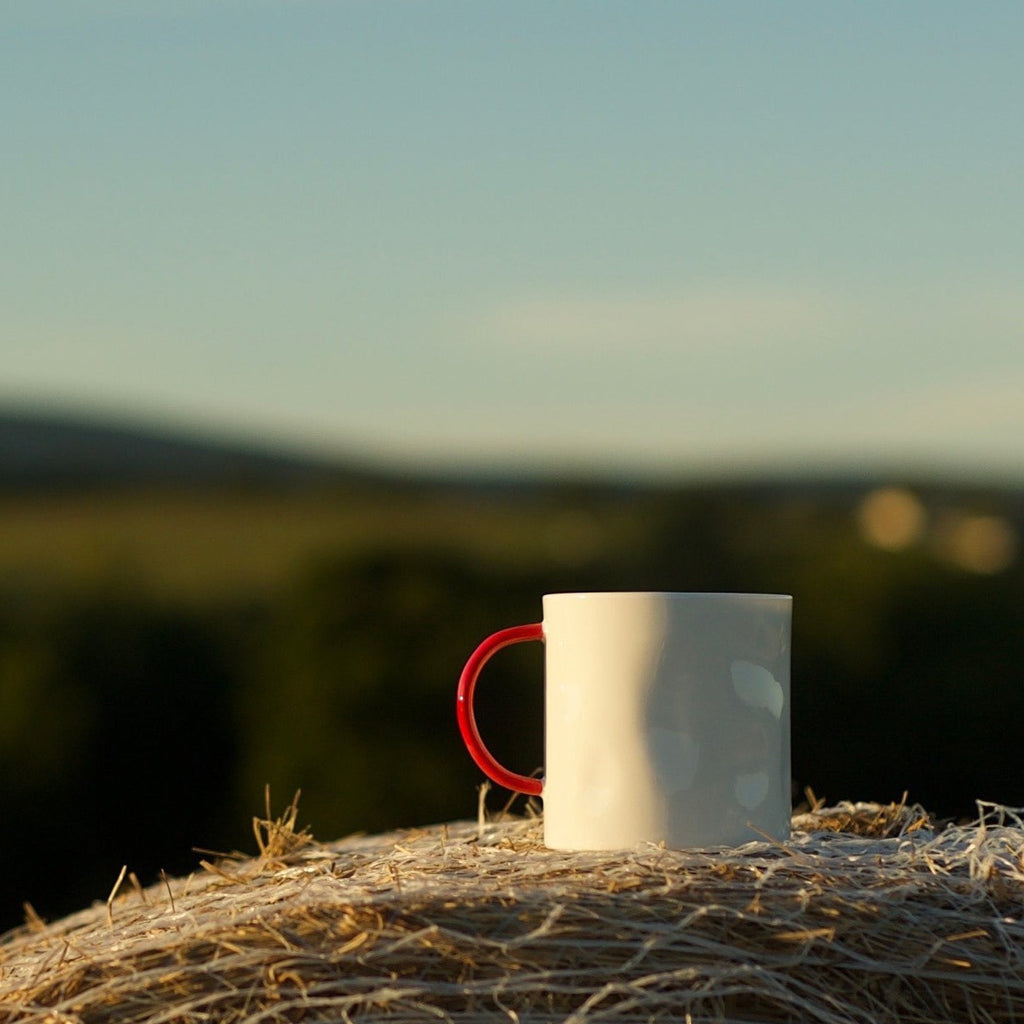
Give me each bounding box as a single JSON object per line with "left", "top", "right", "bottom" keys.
{"left": 542, "top": 591, "right": 792, "bottom": 600}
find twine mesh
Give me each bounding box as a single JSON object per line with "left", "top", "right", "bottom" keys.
{"left": 3, "top": 795, "right": 1024, "bottom": 1023}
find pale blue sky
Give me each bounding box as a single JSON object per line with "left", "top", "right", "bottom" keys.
{"left": 3, "top": 1, "right": 1023, "bottom": 479}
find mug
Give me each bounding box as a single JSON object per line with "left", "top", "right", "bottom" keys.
{"left": 457, "top": 592, "right": 792, "bottom": 850}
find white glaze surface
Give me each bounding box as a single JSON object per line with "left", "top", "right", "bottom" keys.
{"left": 540, "top": 592, "right": 791, "bottom": 850}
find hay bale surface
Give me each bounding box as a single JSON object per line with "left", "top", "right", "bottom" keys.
{"left": 3, "top": 799, "right": 1024, "bottom": 1023}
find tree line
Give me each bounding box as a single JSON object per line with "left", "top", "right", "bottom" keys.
{"left": 2, "top": 481, "right": 1023, "bottom": 932}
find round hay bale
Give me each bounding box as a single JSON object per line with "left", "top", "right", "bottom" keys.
{"left": 2, "top": 797, "right": 1024, "bottom": 1022}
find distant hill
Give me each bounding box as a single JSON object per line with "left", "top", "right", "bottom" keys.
{"left": 0, "top": 407, "right": 864, "bottom": 498}
{"left": 0, "top": 407, "right": 375, "bottom": 490}
{"left": 3, "top": 405, "right": 1023, "bottom": 507}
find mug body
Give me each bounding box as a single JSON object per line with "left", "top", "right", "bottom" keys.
{"left": 541, "top": 592, "right": 791, "bottom": 850}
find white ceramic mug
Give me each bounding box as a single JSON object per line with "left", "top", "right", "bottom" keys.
{"left": 457, "top": 592, "right": 792, "bottom": 850}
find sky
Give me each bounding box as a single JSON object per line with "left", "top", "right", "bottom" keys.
{"left": 3, "top": 1, "right": 1024, "bottom": 481}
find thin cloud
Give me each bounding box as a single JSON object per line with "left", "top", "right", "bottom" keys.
{"left": 712, "top": 370, "right": 1024, "bottom": 474}
{"left": 844, "top": 374, "right": 1024, "bottom": 444}
{"left": 469, "top": 287, "right": 837, "bottom": 354}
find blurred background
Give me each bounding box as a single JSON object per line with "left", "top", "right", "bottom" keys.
{"left": 3, "top": 1, "right": 1024, "bottom": 931}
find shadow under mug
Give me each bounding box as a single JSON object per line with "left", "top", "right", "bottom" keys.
{"left": 458, "top": 592, "right": 792, "bottom": 850}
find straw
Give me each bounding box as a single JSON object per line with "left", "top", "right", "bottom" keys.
{"left": 2, "top": 793, "right": 1024, "bottom": 1023}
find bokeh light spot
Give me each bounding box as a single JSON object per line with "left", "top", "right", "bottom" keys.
{"left": 857, "top": 487, "right": 927, "bottom": 551}
{"left": 936, "top": 514, "right": 1018, "bottom": 574}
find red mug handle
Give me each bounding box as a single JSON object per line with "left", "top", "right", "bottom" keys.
{"left": 456, "top": 622, "right": 544, "bottom": 796}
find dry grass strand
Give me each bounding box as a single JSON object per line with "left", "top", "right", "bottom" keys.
{"left": 2, "top": 797, "right": 1024, "bottom": 1023}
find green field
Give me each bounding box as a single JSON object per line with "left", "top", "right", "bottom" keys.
{"left": 2, "top": 474, "right": 1023, "bottom": 934}
{"left": 0, "top": 486, "right": 655, "bottom": 602}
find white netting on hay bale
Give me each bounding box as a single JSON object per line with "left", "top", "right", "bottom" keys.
{"left": 3, "top": 798, "right": 1024, "bottom": 1023}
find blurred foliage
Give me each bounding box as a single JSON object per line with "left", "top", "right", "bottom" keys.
{"left": 1, "top": 478, "right": 1023, "bottom": 932}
